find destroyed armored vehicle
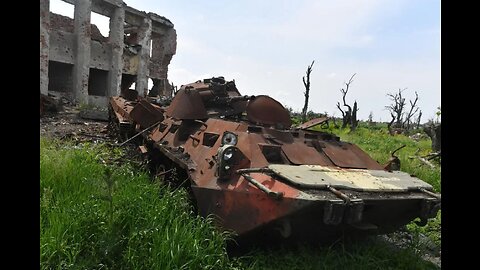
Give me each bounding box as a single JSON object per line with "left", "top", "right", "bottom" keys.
{"left": 109, "top": 76, "right": 440, "bottom": 241}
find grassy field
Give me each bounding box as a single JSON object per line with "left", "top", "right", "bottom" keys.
{"left": 40, "top": 122, "right": 440, "bottom": 269}
{"left": 40, "top": 138, "right": 235, "bottom": 269}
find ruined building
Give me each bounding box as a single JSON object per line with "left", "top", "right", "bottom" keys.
{"left": 40, "top": 0, "right": 177, "bottom": 108}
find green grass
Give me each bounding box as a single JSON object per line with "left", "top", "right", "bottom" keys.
{"left": 238, "top": 240, "right": 438, "bottom": 270}
{"left": 40, "top": 138, "right": 236, "bottom": 269}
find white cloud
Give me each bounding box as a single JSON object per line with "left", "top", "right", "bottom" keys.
{"left": 359, "top": 35, "right": 374, "bottom": 45}
{"left": 175, "top": 36, "right": 208, "bottom": 55}
{"left": 267, "top": 0, "right": 403, "bottom": 49}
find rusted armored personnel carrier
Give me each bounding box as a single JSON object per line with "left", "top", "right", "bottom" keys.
{"left": 109, "top": 76, "right": 440, "bottom": 241}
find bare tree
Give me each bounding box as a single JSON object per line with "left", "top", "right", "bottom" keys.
{"left": 416, "top": 110, "right": 422, "bottom": 129}
{"left": 385, "top": 88, "right": 420, "bottom": 134}
{"left": 336, "top": 103, "right": 346, "bottom": 127}
{"left": 424, "top": 122, "right": 441, "bottom": 152}
{"left": 351, "top": 101, "right": 359, "bottom": 131}
{"left": 424, "top": 106, "right": 441, "bottom": 152}
{"left": 404, "top": 91, "right": 419, "bottom": 131}
{"left": 387, "top": 112, "right": 396, "bottom": 135}
{"left": 385, "top": 88, "right": 406, "bottom": 129}
{"left": 336, "top": 73, "right": 359, "bottom": 131}
{"left": 301, "top": 61, "right": 315, "bottom": 123}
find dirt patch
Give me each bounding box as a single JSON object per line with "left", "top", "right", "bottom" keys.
{"left": 378, "top": 229, "right": 441, "bottom": 268}
{"left": 40, "top": 105, "right": 112, "bottom": 143}
{"left": 40, "top": 103, "right": 147, "bottom": 171}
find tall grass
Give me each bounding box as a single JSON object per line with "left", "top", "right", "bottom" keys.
{"left": 40, "top": 138, "right": 236, "bottom": 269}
{"left": 239, "top": 240, "right": 439, "bottom": 270}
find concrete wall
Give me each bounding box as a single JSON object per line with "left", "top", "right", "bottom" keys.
{"left": 49, "top": 31, "right": 75, "bottom": 65}
{"left": 40, "top": 0, "right": 177, "bottom": 107}
{"left": 90, "top": 41, "right": 112, "bottom": 71}
{"left": 40, "top": 0, "right": 50, "bottom": 95}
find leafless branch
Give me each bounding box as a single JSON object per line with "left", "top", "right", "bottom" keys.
{"left": 301, "top": 60, "right": 315, "bottom": 123}
{"left": 404, "top": 91, "right": 419, "bottom": 126}
{"left": 387, "top": 112, "right": 396, "bottom": 135}
{"left": 336, "top": 102, "right": 345, "bottom": 117}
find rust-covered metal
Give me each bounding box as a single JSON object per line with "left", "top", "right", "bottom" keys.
{"left": 295, "top": 116, "right": 329, "bottom": 130}
{"left": 246, "top": 95, "right": 292, "bottom": 128}
{"left": 130, "top": 99, "right": 164, "bottom": 129}
{"left": 109, "top": 76, "right": 441, "bottom": 241}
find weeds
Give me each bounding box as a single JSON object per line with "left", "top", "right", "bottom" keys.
{"left": 237, "top": 240, "right": 438, "bottom": 270}
{"left": 40, "top": 138, "right": 236, "bottom": 269}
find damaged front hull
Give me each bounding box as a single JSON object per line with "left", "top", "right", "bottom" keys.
{"left": 191, "top": 184, "right": 440, "bottom": 240}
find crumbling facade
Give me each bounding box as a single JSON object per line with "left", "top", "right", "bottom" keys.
{"left": 40, "top": 0, "right": 177, "bottom": 107}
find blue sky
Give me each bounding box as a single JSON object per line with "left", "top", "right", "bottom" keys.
{"left": 50, "top": 0, "right": 440, "bottom": 122}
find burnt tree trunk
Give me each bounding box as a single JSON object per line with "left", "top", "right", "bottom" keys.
{"left": 387, "top": 113, "right": 396, "bottom": 136}
{"left": 350, "top": 101, "right": 359, "bottom": 131}
{"left": 336, "top": 102, "right": 347, "bottom": 128}
{"left": 404, "top": 91, "right": 419, "bottom": 132}
{"left": 424, "top": 123, "right": 441, "bottom": 152}
{"left": 332, "top": 117, "right": 340, "bottom": 128}
{"left": 340, "top": 109, "right": 351, "bottom": 128}
{"left": 386, "top": 89, "right": 406, "bottom": 129}
{"left": 301, "top": 61, "right": 315, "bottom": 123}
{"left": 337, "top": 73, "right": 357, "bottom": 130}
{"left": 416, "top": 110, "right": 422, "bottom": 129}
